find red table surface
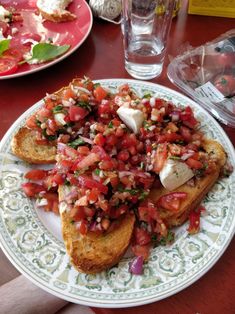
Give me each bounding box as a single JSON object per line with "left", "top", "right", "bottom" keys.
{"left": 0, "top": 1, "right": 234, "bottom": 313}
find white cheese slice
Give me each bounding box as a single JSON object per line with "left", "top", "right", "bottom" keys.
{"left": 159, "top": 159, "right": 194, "bottom": 191}
{"left": 117, "top": 107, "right": 144, "bottom": 134}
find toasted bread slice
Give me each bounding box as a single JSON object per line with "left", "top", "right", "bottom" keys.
{"left": 58, "top": 185, "right": 135, "bottom": 274}
{"left": 11, "top": 127, "right": 57, "bottom": 164}
{"left": 11, "top": 79, "right": 83, "bottom": 164}
{"left": 37, "top": 0, "right": 76, "bottom": 22}
{"left": 149, "top": 139, "right": 226, "bottom": 228}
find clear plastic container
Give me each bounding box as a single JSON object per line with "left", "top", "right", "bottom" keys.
{"left": 167, "top": 29, "right": 235, "bottom": 127}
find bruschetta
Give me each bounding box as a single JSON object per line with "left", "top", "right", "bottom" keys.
{"left": 37, "top": 0, "right": 76, "bottom": 22}
{"left": 16, "top": 78, "right": 229, "bottom": 273}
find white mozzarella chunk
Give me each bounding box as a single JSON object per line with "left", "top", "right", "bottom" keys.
{"left": 159, "top": 159, "right": 194, "bottom": 191}
{"left": 117, "top": 107, "right": 144, "bottom": 134}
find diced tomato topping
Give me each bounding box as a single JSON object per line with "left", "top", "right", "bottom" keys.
{"left": 94, "top": 86, "right": 108, "bottom": 102}
{"left": 88, "top": 188, "right": 99, "bottom": 203}
{"left": 98, "top": 101, "right": 113, "bottom": 115}
{"left": 77, "top": 146, "right": 90, "bottom": 155}
{"left": 180, "top": 126, "right": 192, "bottom": 142}
{"left": 94, "top": 133, "right": 106, "bottom": 146}
{"left": 131, "top": 244, "right": 151, "bottom": 260}
{"left": 117, "top": 150, "right": 130, "bottom": 161}
{"left": 69, "top": 105, "right": 89, "bottom": 121}
{"left": 63, "top": 87, "right": 76, "bottom": 100}
{"left": 25, "top": 115, "right": 38, "bottom": 129}
{"left": 25, "top": 169, "right": 48, "bottom": 180}
{"left": 157, "top": 192, "right": 187, "bottom": 212}
{"left": 99, "top": 159, "right": 115, "bottom": 170}
{"left": 186, "top": 158, "right": 203, "bottom": 170}
{"left": 37, "top": 107, "right": 52, "bottom": 120}
{"left": 153, "top": 143, "right": 168, "bottom": 173}
{"left": 75, "top": 153, "right": 100, "bottom": 170}
{"left": 44, "top": 98, "right": 57, "bottom": 110}
{"left": 22, "top": 182, "right": 46, "bottom": 197}
{"left": 187, "top": 206, "right": 205, "bottom": 234}
{"left": 70, "top": 206, "right": 86, "bottom": 220}
{"left": 105, "top": 134, "right": 118, "bottom": 146}
{"left": 134, "top": 227, "right": 151, "bottom": 246}
{"left": 79, "top": 220, "right": 88, "bottom": 235}
{"left": 43, "top": 192, "right": 59, "bottom": 214}
{"left": 91, "top": 145, "right": 111, "bottom": 161}
{"left": 51, "top": 173, "right": 65, "bottom": 185}
{"left": 77, "top": 175, "right": 108, "bottom": 194}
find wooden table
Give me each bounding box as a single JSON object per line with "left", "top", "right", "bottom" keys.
{"left": 0, "top": 1, "right": 234, "bottom": 313}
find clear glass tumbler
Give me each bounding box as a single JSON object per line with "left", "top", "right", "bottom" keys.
{"left": 122, "top": 0, "right": 175, "bottom": 80}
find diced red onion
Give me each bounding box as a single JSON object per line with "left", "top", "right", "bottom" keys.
{"left": 35, "top": 198, "right": 48, "bottom": 207}
{"left": 79, "top": 136, "right": 94, "bottom": 145}
{"left": 170, "top": 111, "right": 180, "bottom": 122}
{"left": 186, "top": 178, "right": 196, "bottom": 187}
{"left": 64, "top": 189, "right": 78, "bottom": 203}
{"left": 181, "top": 151, "right": 195, "bottom": 160}
{"left": 89, "top": 221, "right": 97, "bottom": 232}
{"left": 62, "top": 99, "right": 72, "bottom": 107}
{"left": 71, "top": 85, "right": 91, "bottom": 95}
{"left": 149, "top": 97, "right": 156, "bottom": 107}
{"left": 75, "top": 221, "right": 81, "bottom": 230}
{"left": 133, "top": 170, "right": 151, "bottom": 178}
{"left": 92, "top": 173, "right": 100, "bottom": 182}
{"left": 118, "top": 171, "right": 133, "bottom": 178}
{"left": 57, "top": 142, "right": 66, "bottom": 154}
{"left": 129, "top": 256, "right": 144, "bottom": 275}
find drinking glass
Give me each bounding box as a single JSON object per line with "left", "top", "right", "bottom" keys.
{"left": 121, "top": 0, "right": 175, "bottom": 80}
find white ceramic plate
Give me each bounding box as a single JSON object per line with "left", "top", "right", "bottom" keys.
{"left": 0, "top": 79, "right": 234, "bottom": 308}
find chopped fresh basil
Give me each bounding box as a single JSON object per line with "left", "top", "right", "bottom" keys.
{"left": 94, "top": 168, "right": 101, "bottom": 175}
{"left": 159, "top": 231, "right": 175, "bottom": 246}
{"left": 143, "top": 93, "right": 152, "bottom": 99}
{"left": 143, "top": 120, "right": 152, "bottom": 130}
{"left": 138, "top": 191, "right": 149, "bottom": 200}
{"left": 36, "top": 119, "right": 42, "bottom": 127}
{"left": 52, "top": 105, "right": 64, "bottom": 114}
{"left": 42, "top": 129, "right": 57, "bottom": 141}
{"left": 118, "top": 187, "right": 140, "bottom": 195}
{"left": 94, "top": 83, "right": 101, "bottom": 88}
{"left": 68, "top": 137, "right": 85, "bottom": 148}
{"left": 169, "top": 156, "right": 181, "bottom": 160}
{"left": 76, "top": 101, "right": 92, "bottom": 112}
{"left": 64, "top": 179, "right": 71, "bottom": 186}
{"left": 0, "top": 39, "right": 10, "bottom": 56}
{"left": 108, "top": 121, "right": 113, "bottom": 128}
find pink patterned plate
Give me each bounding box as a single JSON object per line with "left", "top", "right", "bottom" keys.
{"left": 0, "top": 0, "right": 93, "bottom": 79}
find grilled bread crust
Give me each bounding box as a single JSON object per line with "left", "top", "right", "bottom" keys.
{"left": 11, "top": 127, "right": 57, "bottom": 164}
{"left": 149, "top": 139, "right": 226, "bottom": 228}
{"left": 37, "top": 0, "right": 76, "bottom": 22}
{"left": 59, "top": 186, "right": 135, "bottom": 274}
{"left": 11, "top": 79, "right": 82, "bottom": 164}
